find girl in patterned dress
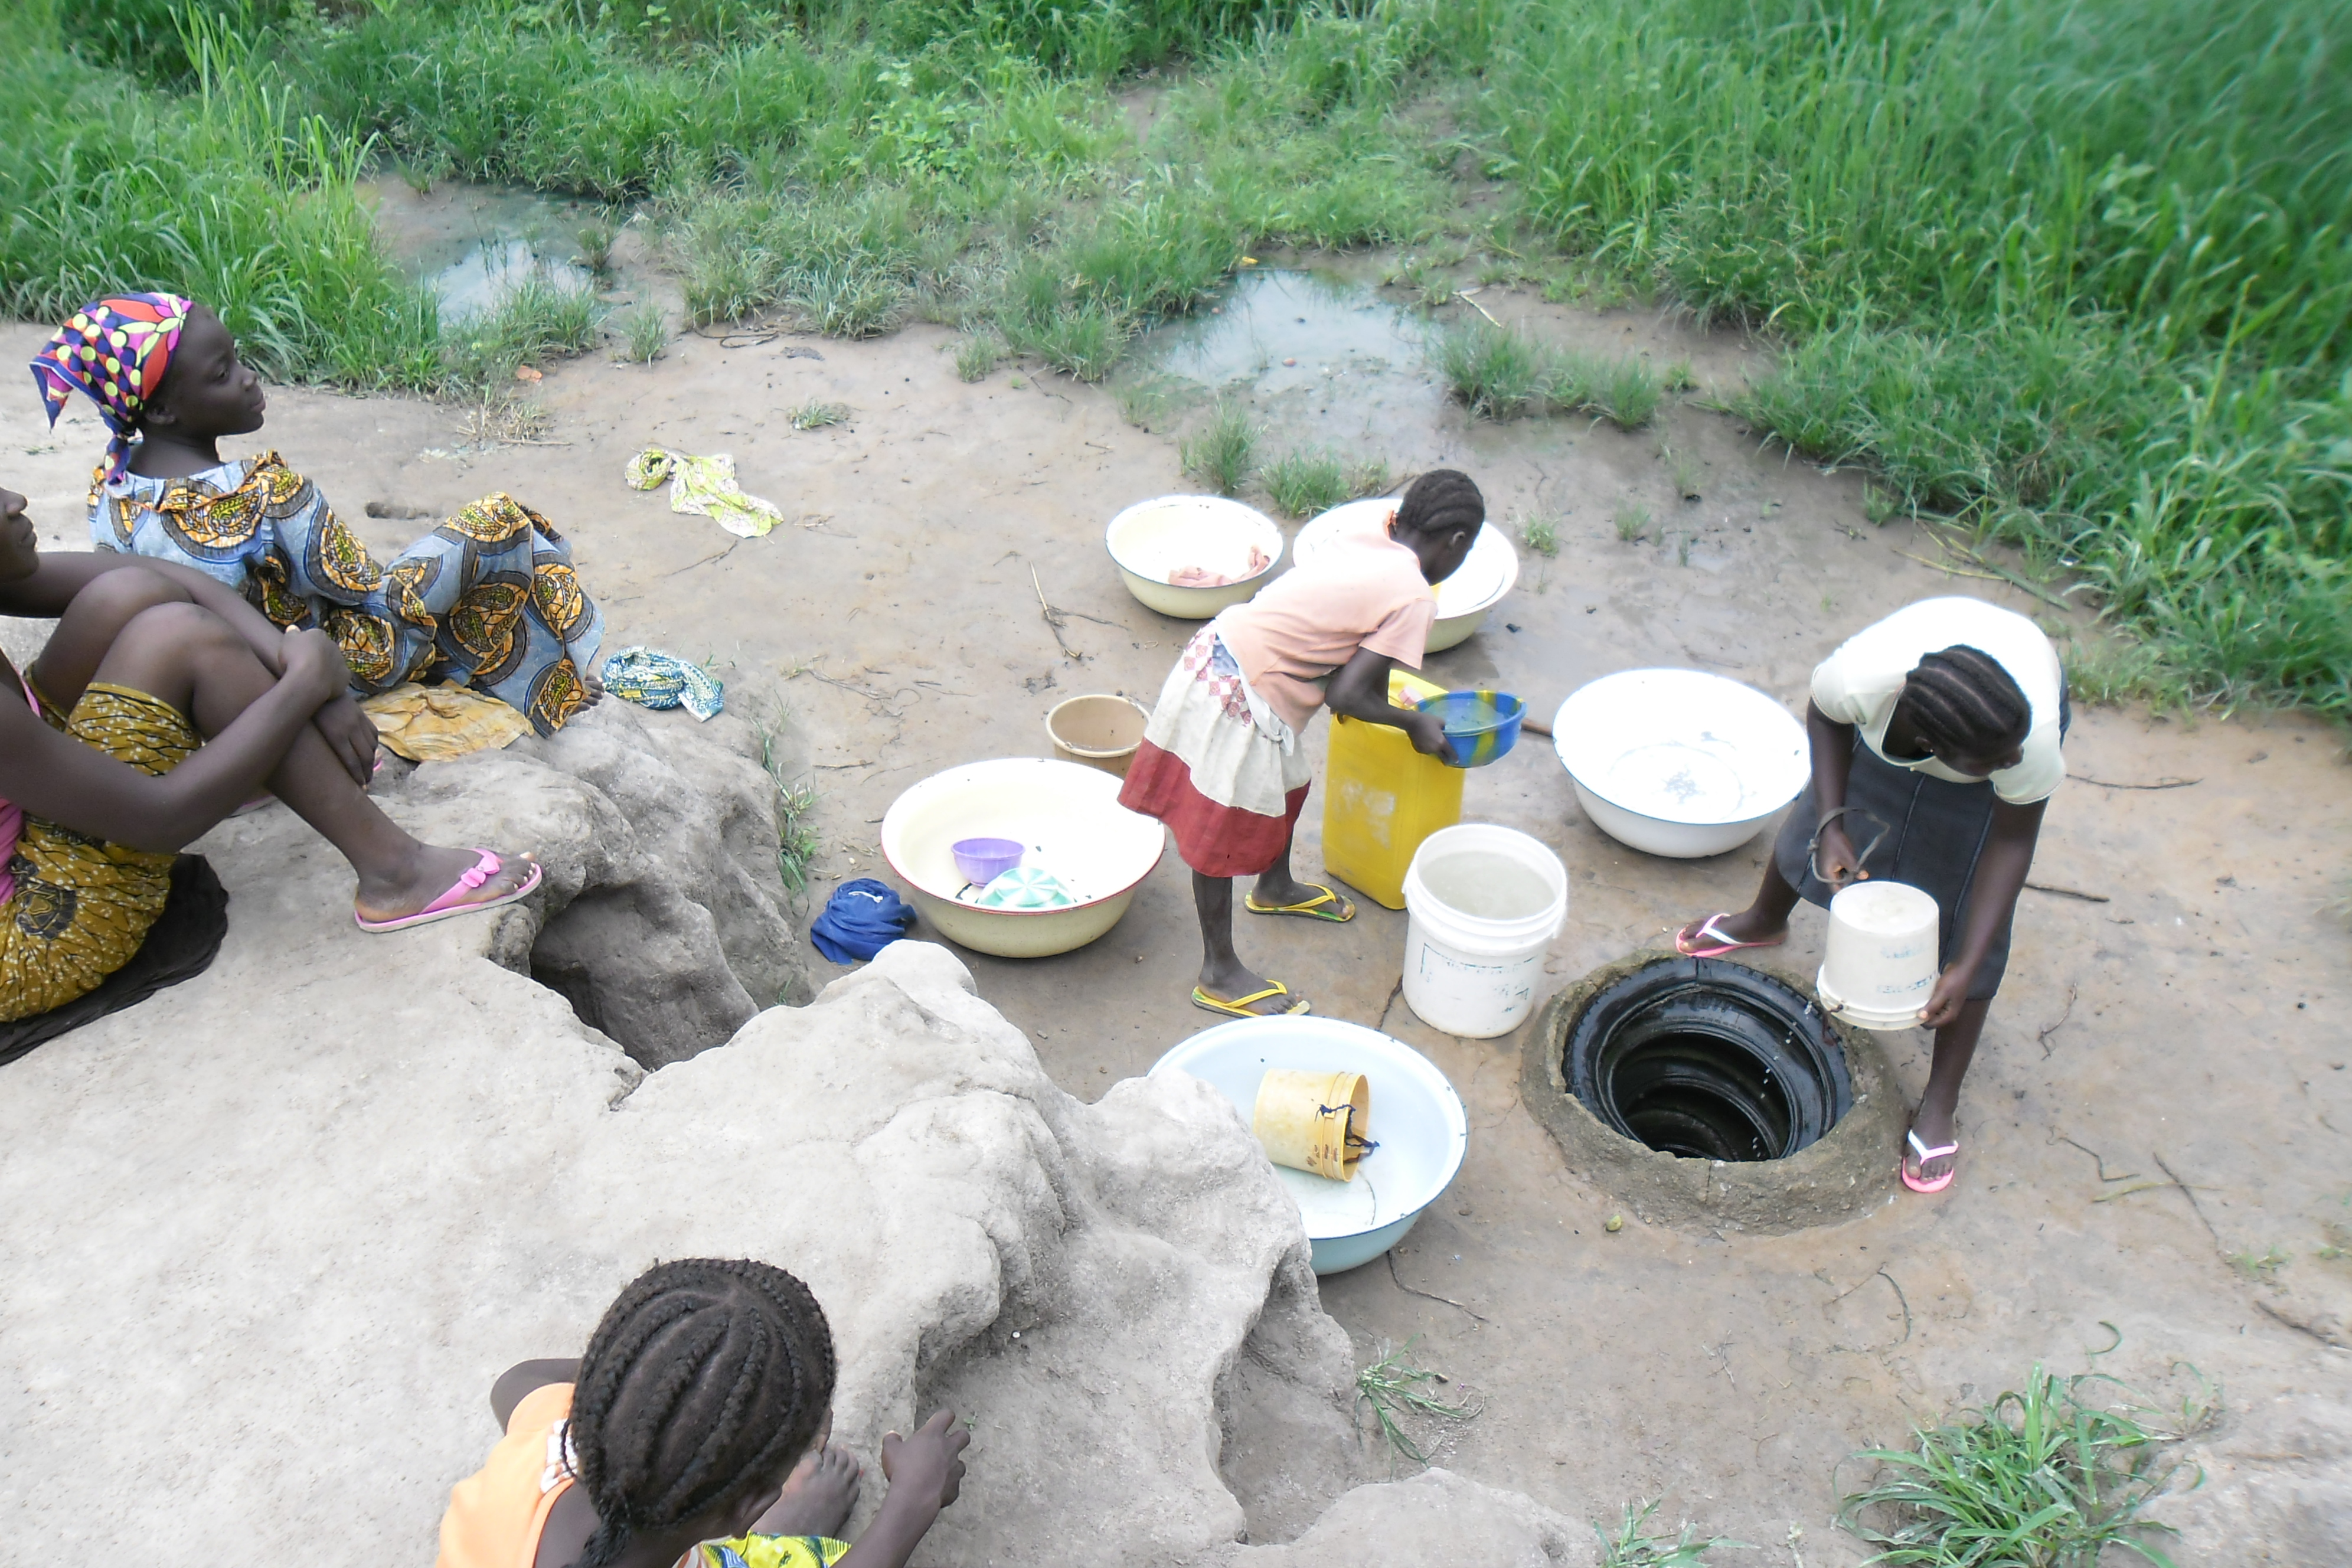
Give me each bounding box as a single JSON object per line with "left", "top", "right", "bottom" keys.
{"left": 30, "top": 293, "right": 604, "bottom": 737}
{"left": 439, "top": 1258, "right": 969, "bottom": 1568}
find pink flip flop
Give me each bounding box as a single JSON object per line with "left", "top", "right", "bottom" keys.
{"left": 354, "top": 848, "right": 541, "bottom": 933}
{"left": 1675, "top": 913, "right": 1786, "bottom": 960}
{"left": 1900, "top": 1129, "right": 1958, "bottom": 1194}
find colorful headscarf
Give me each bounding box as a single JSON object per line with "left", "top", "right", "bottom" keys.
{"left": 30, "top": 292, "right": 197, "bottom": 489}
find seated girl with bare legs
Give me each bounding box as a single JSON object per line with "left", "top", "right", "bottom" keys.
{"left": 0, "top": 482, "right": 542, "bottom": 1024}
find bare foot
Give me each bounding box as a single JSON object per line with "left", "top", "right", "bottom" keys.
{"left": 352, "top": 844, "right": 538, "bottom": 923}
{"left": 750, "top": 1444, "right": 863, "bottom": 1538}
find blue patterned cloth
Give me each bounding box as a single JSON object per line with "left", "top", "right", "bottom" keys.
{"left": 92, "top": 454, "right": 601, "bottom": 736}
{"left": 601, "top": 646, "right": 724, "bottom": 721}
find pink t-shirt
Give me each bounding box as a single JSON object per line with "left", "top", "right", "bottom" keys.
{"left": 1218, "top": 512, "right": 1435, "bottom": 731}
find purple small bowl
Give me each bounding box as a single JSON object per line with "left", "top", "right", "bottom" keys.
{"left": 952, "top": 837, "right": 1025, "bottom": 886}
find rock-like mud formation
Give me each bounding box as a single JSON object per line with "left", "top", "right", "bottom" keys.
{"left": 0, "top": 699, "right": 1588, "bottom": 1565}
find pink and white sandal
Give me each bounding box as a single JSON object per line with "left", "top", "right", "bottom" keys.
{"left": 1900, "top": 1129, "right": 1959, "bottom": 1194}
{"left": 354, "top": 848, "right": 541, "bottom": 933}
{"left": 1675, "top": 913, "right": 1786, "bottom": 959}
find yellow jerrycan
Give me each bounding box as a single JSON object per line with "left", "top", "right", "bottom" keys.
{"left": 1320, "top": 669, "right": 1463, "bottom": 910}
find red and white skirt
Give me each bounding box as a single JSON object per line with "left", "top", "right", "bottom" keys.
{"left": 1118, "top": 623, "right": 1314, "bottom": 878}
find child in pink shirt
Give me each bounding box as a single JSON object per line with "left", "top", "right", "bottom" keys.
{"left": 1119, "top": 470, "right": 1482, "bottom": 1017}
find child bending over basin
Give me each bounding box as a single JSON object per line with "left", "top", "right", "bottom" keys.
{"left": 1672, "top": 596, "right": 2069, "bottom": 1195}
{"left": 1120, "top": 469, "right": 1481, "bottom": 1018}
{"left": 437, "top": 1257, "right": 969, "bottom": 1568}
{"left": 0, "top": 482, "right": 543, "bottom": 1023}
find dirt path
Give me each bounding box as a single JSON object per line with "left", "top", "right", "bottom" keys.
{"left": 6, "top": 289, "right": 2346, "bottom": 1560}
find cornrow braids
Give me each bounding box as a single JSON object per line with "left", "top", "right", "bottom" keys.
{"left": 1393, "top": 468, "right": 1484, "bottom": 539}
{"left": 1898, "top": 643, "right": 2031, "bottom": 760}
{"left": 569, "top": 1259, "right": 838, "bottom": 1568}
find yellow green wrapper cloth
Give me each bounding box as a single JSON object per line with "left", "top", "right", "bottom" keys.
{"left": 626, "top": 446, "right": 785, "bottom": 538}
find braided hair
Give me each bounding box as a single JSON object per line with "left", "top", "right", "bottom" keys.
{"left": 1393, "top": 469, "right": 1484, "bottom": 539}
{"left": 569, "top": 1259, "right": 838, "bottom": 1567}
{"left": 1897, "top": 644, "right": 2031, "bottom": 760}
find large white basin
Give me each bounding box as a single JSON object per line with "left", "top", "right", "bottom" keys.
{"left": 1294, "top": 499, "right": 1518, "bottom": 652}
{"left": 1552, "top": 669, "right": 1808, "bottom": 858}
{"left": 881, "top": 758, "right": 1166, "bottom": 957}
{"left": 1105, "top": 495, "right": 1284, "bottom": 619}
{"left": 1151, "top": 1015, "right": 1468, "bottom": 1275}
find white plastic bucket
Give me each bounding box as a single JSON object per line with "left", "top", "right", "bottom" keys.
{"left": 1399, "top": 824, "right": 1568, "bottom": 1038}
{"left": 1817, "top": 880, "right": 1940, "bottom": 1030}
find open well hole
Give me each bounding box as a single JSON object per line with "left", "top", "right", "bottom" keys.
{"left": 1561, "top": 959, "right": 1851, "bottom": 1162}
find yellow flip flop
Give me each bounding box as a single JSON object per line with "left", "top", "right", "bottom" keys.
{"left": 1243, "top": 884, "right": 1355, "bottom": 923}
{"left": 1192, "top": 983, "right": 1314, "bottom": 1019}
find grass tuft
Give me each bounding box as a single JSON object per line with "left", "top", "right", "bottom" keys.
{"left": 1595, "top": 1499, "right": 1746, "bottom": 1568}
{"left": 1262, "top": 446, "right": 1390, "bottom": 517}
{"left": 955, "top": 335, "right": 1004, "bottom": 382}
{"left": 616, "top": 302, "right": 667, "bottom": 365}
{"left": 1353, "top": 1338, "right": 1481, "bottom": 1469}
{"left": 1181, "top": 401, "right": 1259, "bottom": 496}
{"left": 1838, "top": 1364, "right": 2216, "bottom": 1568}
{"left": 443, "top": 271, "right": 602, "bottom": 393}
{"left": 1614, "top": 502, "right": 1651, "bottom": 543}
{"left": 1521, "top": 511, "right": 1562, "bottom": 557}
{"left": 1438, "top": 322, "right": 1662, "bottom": 429}
{"left": 789, "top": 398, "right": 849, "bottom": 431}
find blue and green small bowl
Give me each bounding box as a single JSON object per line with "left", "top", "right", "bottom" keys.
{"left": 1415, "top": 690, "right": 1526, "bottom": 769}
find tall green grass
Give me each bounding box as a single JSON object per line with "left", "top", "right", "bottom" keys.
{"left": 1483, "top": 0, "right": 2352, "bottom": 707}
{"left": 12, "top": 0, "right": 2348, "bottom": 707}
{"left": 1, "top": 3, "right": 441, "bottom": 388}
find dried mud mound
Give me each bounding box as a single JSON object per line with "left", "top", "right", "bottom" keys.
{"left": 0, "top": 698, "right": 1588, "bottom": 1564}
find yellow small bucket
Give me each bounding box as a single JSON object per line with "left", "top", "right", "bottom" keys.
{"left": 1252, "top": 1069, "right": 1373, "bottom": 1182}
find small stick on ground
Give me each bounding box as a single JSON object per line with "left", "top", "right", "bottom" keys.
{"left": 2025, "top": 881, "right": 2110, "bottom": 902}
{"left": 1386, "top": 1249, "right": 1491, "bottom": 1324}
{"left": 2069, "top": 773, "right": 2203, "bottom": 790}
{"left": 1030, "top": 566, "right": 1097, "bottom": 659}
{"left": 1453, "top": 288, "right": 1505, "bottom": 329}
{"left": 2052, "top": 1133, "right": 2138, "bottom": 1184}
{"left": 2037, "top": 983, "right": 2079, "bottom": 1058}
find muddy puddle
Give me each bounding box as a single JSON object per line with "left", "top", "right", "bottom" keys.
{"left": 362, "top": 177, "right": 647, "bottom": 318}
{"left": 1126, "top": 264, "right": 1447, "bottom": 449}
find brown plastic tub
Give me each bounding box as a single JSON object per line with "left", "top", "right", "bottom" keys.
{"left": 1046, "top": 694, "right": 1150, "bottom": 778}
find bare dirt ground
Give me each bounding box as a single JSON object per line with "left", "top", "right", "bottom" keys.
{"left": 6, "top": 269, "right": 2347, "bottom": 1562}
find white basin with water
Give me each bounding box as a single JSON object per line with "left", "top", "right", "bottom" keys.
{"left": 1552, "top": 669, "right": 1809, "bottom": 857}
{"left": 881, "top": 758, "right": 1165, "bottom": 957}
{"left": 1152, "top": 1015, "right": 1468, "bottom": 1275}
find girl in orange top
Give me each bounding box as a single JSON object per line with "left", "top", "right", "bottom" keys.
{"left": 436, "top": 1258, "right": 968, "bottom": 1568}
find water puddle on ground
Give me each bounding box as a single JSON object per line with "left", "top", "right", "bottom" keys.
{"left": 1126, "top": 266, "right": 1448, "bottom": 450}
{"left": 362, "top": 177, "right": 623, "bottom": 318}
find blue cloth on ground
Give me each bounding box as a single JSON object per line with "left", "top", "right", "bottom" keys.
{"left": 811, "top": 878, "right": 916, "bottom": 964}
{"left": 602, "top": 646, "right": 725, "bottom": 721}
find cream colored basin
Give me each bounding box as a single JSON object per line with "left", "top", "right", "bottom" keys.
{"left": 881, "top": 758, "right": 1167, "bottom": 958}
{"left": 1105, "top": 495, "right": 1285, "bottom": 619}
{"left": 1293, "top": 499, "right": 1518, "bottom": 652}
